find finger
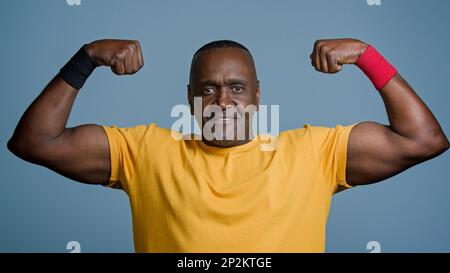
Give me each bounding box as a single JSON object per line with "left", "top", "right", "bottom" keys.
{"left": 320, "top": 47, "right": 329, "bottom": 73}
{"left": 135, "top": 41, "right": 144, "bottom": 67}
{"left": 314, "top": 46, "right": 321, "bottom": 71}
{"left": 311, "top": 41, "right": 320, "bottom": 70}
{"left": 335, "top": 55, "right": 343, "bottom": 72}
{"left": 132, "top": 48, "right": 140, "bottom": 72}
{"left": 112, "top": 58, "right": 125, "bottom": 75}
{"left": 325, "top": 52, "right": 336, "bottom": 73}
{"left": 124, "top": 48, "right": 134, "bottom": 75}
{"left": 326, "top": 51, "right": 343, "bottom": 73}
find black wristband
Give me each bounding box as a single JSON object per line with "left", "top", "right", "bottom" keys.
{"left": 60, "top": 44, "right": 99, "bottom": 90}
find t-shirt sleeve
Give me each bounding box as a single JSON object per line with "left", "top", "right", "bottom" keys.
{"left": 306, "top": 123, "right": 359, "bottom": 194}
{"left": 101, "top": 124, "right": 154, "bottom": 192}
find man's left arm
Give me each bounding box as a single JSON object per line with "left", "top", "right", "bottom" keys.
{"left": 310, "top": 38, "right": 449, "bottom": 186}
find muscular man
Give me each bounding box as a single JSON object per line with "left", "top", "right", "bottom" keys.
{"left": 7, "top": 38, "right": 449, "bottom": 252}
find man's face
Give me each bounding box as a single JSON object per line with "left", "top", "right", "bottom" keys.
{"left": 188, "top": 47, "right": 260, "bottom": 148}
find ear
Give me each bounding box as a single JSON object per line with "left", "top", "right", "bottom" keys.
{"left": 187, "top": 84, "right": 194, "bottom": 115}
{"left": 255, "top": 80, "right": 260, "bottom": 111}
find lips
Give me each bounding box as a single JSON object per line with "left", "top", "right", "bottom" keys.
{"left": 207, "top": 115, "right": 238, "bottom": 121}
{"left": 211, "top": 117, "right": 236, "bottom": 123}
{"left": 204, "top": 113, "right": 242, "bottom": 123}
{"left": 216, "top": 114, "right": 242, "bottom": 120}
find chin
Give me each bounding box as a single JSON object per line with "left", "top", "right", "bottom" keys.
{"left": 201, "top": 118, "right": 252, "bottom": 147}
{"left": 208, "top": 139, "right": 240, "bottom": 148}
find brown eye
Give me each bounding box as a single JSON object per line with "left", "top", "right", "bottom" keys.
{"left": 231, "top": 86, "right": 243, "bottom": 93}
{"left": 203, "top": 87, "right": 215, "bottom": 95}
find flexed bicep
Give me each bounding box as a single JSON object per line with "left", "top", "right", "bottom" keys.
{"left": 37, "top": 124, "right": 112, "bottom": 184}
{"left": 346, "top": 121, "right": 442, "bottom": 186}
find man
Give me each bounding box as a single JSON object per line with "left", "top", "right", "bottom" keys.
{"left": 7, "top": 38, "right": 449, "bottom": 252}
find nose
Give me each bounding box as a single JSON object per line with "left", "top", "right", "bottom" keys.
{"left": 216, "top": 88, "right": 234, "bottom": 110}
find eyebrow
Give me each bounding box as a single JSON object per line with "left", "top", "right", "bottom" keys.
{"left": 198, "top": 79, "right": 248, "bottom": 86}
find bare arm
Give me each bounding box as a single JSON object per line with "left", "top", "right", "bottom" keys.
{"left": 7, "top": 39, "right": 144, "bottom": 185}
{"left": 310, "top": 38, "right": 449, "bottom": 186}
{"left": 347, "top": 74, "right": 449, "bottom": 185}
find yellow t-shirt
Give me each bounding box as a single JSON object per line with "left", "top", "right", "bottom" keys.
{"left": 102, "top": 122, "right": 357, "bottom": 253}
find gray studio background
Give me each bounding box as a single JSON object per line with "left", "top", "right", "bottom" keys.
{"left": 1, "top": 0, "right": 449, "bottom": 252}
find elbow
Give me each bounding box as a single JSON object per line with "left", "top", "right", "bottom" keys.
{"left": 417, "top": 133, "right": 450, "bottom": 160}
{"left": 7, "top": 137, "right": 25, "bottom": 158}
{"left": 8, "top": 135, "right": 57, "bottom": 165}
{"left": 430, "top": 133, "right": 449, "bottom": 155}
{"left": 7, "top": 137, "right": 36, "bottom": 161}
{"left": 438, "top": 136, "right": 450, "bottom": 154}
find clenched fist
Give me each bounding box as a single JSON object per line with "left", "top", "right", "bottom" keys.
{"left": 85, "top": 39, "right": 144, "bottom": 75}
{"left": 310, "top": 38, "right": 368, "bottom": 74}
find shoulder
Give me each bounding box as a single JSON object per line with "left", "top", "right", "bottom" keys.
{"left": 103, "top": 122, "right": 182, "bottom": 136}
{"left": 279, "top": 123, "right": 359, "bottom": 148}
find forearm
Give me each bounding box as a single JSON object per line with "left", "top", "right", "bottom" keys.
{"left": 8, "top": 75, "right": 79, "bottom": 153}
{"left": 7, "top": 39, "right": 144, "bottom": 185}
{"left": 379, "top": 74, "right": 447, "bottom": 146}
{"left": 355, "top": 42, "right": 448, "bottom": 153}
{"left": 311, "top": 38, "right": 449, "bottom": 185}
{"left": 8, "top": 39, "right": 144, "bottom": 160}
{"left": 379, "top": 74, "right": 449, "bottom": 155}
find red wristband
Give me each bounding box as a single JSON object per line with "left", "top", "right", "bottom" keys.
{"left": 356, "top": 45, "right": 397, "bottom": 90}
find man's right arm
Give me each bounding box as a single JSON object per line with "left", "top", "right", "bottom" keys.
{"left": 7, "top": 39, "right": 144, "bottom": 185}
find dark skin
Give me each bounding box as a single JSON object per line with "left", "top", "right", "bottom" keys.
{"left": 7, "top": 38, "right": 449, "bottom": 187}
{"left": 309, "top": 38, "right": 449, "bottom": 184}
{"left": 7, "top": 39, "right": 143, "bottom": 185}
{"left": 188, "top": 47, "right": 260, "bottom": 148}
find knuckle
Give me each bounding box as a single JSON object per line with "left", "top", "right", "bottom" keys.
{"left": 127, "top": 43, "right": 137, "bottom": 51}
{"left": 326, "top": 51, "right": 335, "bottom": 59}
{"left": 120, "top": 46, "right": 130, "bottom": 55}
{"left": 114, "top": 53, "right": 124, "bottom": 61}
